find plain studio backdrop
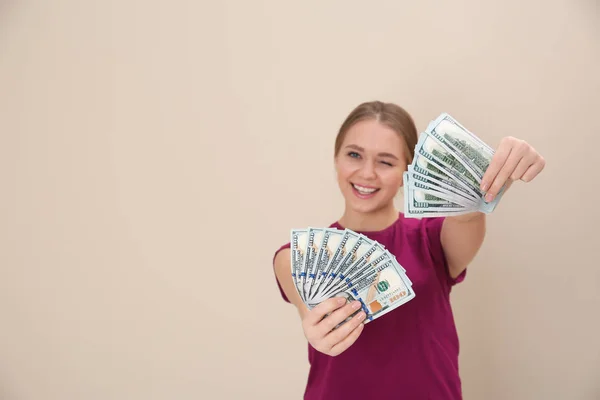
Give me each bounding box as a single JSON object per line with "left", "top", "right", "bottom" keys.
{"left": 1, "top": 1, "right": 599, "bottom": 399}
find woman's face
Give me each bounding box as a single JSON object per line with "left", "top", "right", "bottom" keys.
{"left": 334, "top": 119, "right": 408, "bottom": 215}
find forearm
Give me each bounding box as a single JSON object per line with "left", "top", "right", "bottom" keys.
{"left": 441, "top": 212, "right": 487, "bottom": 278}
{"left": 447, "top": 211, "right": 486, "bottom": 224}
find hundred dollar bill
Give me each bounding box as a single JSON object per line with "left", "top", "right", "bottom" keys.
{"left": 427, "top": 114, "right": 495, "bottom": 182}
{"left": 290, "top": 229, "right": 309, "bottom": 300}
{"left": 408, "top": 181, "right": 470, "bottom": 212}
{"left": 343, "top": 243, "right": 397, "bottom": 278}
{"left": 408, "top": 188, "right": 471, "bottom": 212}
{"left": 407, "top": 168, "right": 479, "bottom": 207}
{"left": 410, "top": 166, "right": 500, "bottom": 214}
{"left": 306, "top": 228, "right": 344, "bottom": 300}
{"left": 405, "top": 203, "right": 474, "bottom": 218}
{"left": 416, "top": 132, "right": 483, "bottom": 194}
{"left": 322, "top": 234, "right": 377, "bottom": 291}
{"left": 426, "top": 113, "right": 508, "bottom": 209}
{"left": 328, "top": 258, "right": 415, "bottom": 324}
{"left": 315, "top": 230, "right": 368, "bottom": 299}
{"left": 391, "top": 257, "right": 412, "bottom": 287}
{"left": 413, "top": 190, "right": 449, "bottom": 204}
{"left": 428, "top": 112, "right": 494, "bottom": 153}
{"left": 415, "top": 132, "right": 502, "bottom": 213}
{"left": 308, "top": 229, "right": 354, "bottom": 302}
{"left": 329, "top": 234, "right": 376, "bottom": 286}
{"left": 403, "top": 172, "right": 476, "bottom": 218}
{"left": 302, "top": 228, "right": 325, "bottom": 300}
{"left": 315, "top": 248, "right": 393, "bottom": 301}
{"left": 411, "top": 185, "right": 475, "bottom": 209}
{"left": 411, "top": 155, "right": 480, "bottom": 201}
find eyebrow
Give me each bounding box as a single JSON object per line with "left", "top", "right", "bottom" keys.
{"left": 344, "top": 144, "right": 399, "bottom": 160}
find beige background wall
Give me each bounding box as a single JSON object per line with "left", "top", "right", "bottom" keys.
{"left": 1, "top": 1, "right": 599, "bottom": 399}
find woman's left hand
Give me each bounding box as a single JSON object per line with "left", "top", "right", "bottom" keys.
{"left": 480, "top": 136, "right": 546, "bottom": 202}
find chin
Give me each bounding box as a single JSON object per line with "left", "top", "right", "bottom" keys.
{"left": 349, "top": 204, "right": 382, "bottom": 215}
{"left": 345, "top": 194, "right": 391, "bottom": 214}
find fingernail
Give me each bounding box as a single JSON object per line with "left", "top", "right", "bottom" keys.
{"left": 357, "top": 311, "right": 366, "bottom": 321}
{"left": 338, "top": 298, "right": 346, "bottom": 305}
{"left": 481, "top": 182, "right": 489, "bottom": 191}
{"left": 485, "top": 193, "right": 494, "bottom": 202}
{"left": 352, "top": 301, "right": 361, "bottom": 310}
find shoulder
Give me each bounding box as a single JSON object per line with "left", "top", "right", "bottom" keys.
{"left": 400, "top": 213, "right": 445, "bottom": 231}
{"left": 399, "top": 213, "right": 446, "bottom": 246}
{"left": 272, "top": 242, "right": 291, "bottom": 280}
{"left": 271, "top": 242, "right": 292, "bottom": 303}
{"left": 273, "top": 242, "right": 291, "bottom": 264}
{"left": 400, "top": 214, "right": 466, "bottom": 287}
{"left": 399, "top": 214, "right": 448, "bottom": 267}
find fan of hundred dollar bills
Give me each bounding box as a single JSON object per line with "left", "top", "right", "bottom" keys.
{"left": 290, "top": 228, "right": 415, "bottom": 324}
{"left": 403, "top": 112, "right": 506, "bottom": 218}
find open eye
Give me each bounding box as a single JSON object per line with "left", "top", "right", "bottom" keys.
{"left": 347, "top": 151, "right": 361, "bottom": 159}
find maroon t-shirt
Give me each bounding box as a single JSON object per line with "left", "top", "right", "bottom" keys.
{"left": 272, "top": 213, "right": 466, "bottom": 400}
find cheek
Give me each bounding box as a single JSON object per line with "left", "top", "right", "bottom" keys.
{"left": 335, "top": 161, "right": 356, "bottom": 180}
{"left": 380, "top": 168, "right": 404, "bottom": 188}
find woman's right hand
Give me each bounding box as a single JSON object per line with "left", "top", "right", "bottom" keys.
{"left": 301, "top": 297, "right": 367, "bottom": 357}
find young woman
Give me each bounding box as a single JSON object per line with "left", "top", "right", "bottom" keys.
{"left": 272, "top": 101, "right": 545, "bottom": 399}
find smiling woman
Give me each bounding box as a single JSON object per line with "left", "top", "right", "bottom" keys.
{"left": 333, "top": 102, "right": 417, "bottom": 230}
{"left": 271, "top": 100, "right": 545, "bottom": 400}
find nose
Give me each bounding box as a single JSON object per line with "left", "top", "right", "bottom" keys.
{"left": 359, "top": 160, "right": 377, "bottom": 180}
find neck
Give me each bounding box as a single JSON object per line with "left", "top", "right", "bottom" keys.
{"left": 337, "top": 202, "right": 399, "bottom": 232}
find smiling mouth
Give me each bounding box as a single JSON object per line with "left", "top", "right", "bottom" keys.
{"left": 351, "top": 183, "right": 380, "bottom": 197}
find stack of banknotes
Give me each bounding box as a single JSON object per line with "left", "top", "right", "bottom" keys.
{"left": 290, "top": 228, "right": 415, "bottom": 324}
{"left": 404, "top": 112, "right": 505, "bottom": 218}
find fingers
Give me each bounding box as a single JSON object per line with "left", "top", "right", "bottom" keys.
{"left": 481, "top": 137, "right": 513, "bottom": 193}
{"left": 303, "top": 297, "right": 347, "bottom": 326}
{"left": 305, "top": 298, "right": 346, "bottom": 326}
{"left": 521, "top": 156, "right": 546, "bottom": 182}
{"left": 303, "top": 299, "right": 369, "bottom": 357}
{"left": 481, "top": 137, "right": 545, "bottom": 202}
{"left": 510, "top": 156, "right": 533, "bottom": 181}
{"left": 484, "top": 144, "right": 525, "bottom": 202}
{"left": 323, "top": 309, "right": 367, "bottom": 350}
{"left": 328, "top": 320, "right": 365, "bottom": 357}
{"left": 316, "top": 300, "right": 364, "bottom": 336}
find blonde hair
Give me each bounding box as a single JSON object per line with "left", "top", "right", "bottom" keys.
{"left": 334, "top": 101, "right": 418, "bottom": 164}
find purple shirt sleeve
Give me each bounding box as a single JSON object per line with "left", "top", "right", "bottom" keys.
{"left": 272, "top": 243, "right": 292, "bottom": 303}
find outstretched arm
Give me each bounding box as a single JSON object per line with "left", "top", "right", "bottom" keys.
{"left": 441, "top": 212, "right": 487, "bottom": 279}
{"left": 440, "top": 136, "right": 546, "bottom": 279}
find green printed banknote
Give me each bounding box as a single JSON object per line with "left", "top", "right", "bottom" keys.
{"left": 290, "top": 228, "right": 415, "bottom": 325}
{"left": 404, "top": 113, "right": 507, "bottom": 218}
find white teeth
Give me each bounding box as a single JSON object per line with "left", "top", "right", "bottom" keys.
{"left": 353, "top": 184, "right": 377, "bottom": 194}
